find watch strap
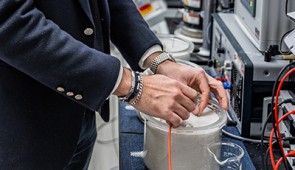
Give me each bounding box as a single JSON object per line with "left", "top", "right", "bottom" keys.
{"left": 150, "top": 52, "right": 175, "bottom": 74}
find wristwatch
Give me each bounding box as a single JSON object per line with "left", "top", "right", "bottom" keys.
{"left": 150, "top": 52, "right": 175, "bottom": 74}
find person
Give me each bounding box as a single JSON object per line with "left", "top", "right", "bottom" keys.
{"left": 0, "top": 0, "right": 228, "bottom": 169}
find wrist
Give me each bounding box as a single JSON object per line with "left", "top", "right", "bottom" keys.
{"left": 113, "top": 68, "right": 132, "bottom": 97}
{"left": 156, "top": 59, "right": 177, "bottom": 74}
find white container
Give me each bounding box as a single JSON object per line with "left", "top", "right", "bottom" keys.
{"left": 141, "top": 100, "right": 227, "bottom": 170}
{"left": 157, "top": 34, "right": 194, "bottom": 61}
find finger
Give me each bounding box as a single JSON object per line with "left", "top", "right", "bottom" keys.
{"left": 207, "top": 77, "right": 229, "bottom": 110}
{"left": 175, "top": 88, "right": 197, "bottom": 113}
{"left": 172, "top": 103, "right": 191, "bottom": 120}
{"left": 166, "top": 112, "right": 183, "bottom": 128}
{"left": 191, "top": 104, "right": 200, "bottom": 116}
{"left": 212, "top": 88, "right": 229, "bottom": 110}
{"left": 196, "top": 73, "right": 210, "bottom": 115}
{"left": 219, "top": 95, "right": 228, "bottom": 110}
{"left": 179, "top": 83, "right": 199, "bottom": 103}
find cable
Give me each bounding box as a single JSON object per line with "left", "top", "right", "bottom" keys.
{"left": 222, "top": 129, "right": 269, "bottom": 143}
{"left": 261, "top": 110, "right": 273, "bottom": 144}
{"left": 168, "top": 123, "right": 172, "bottom": 170}
{"left": 265, "top": 140, "right": 277, "bottom": 170}
{"left": 275, "top": 150, "right": 295, "bottom": 170}
{"left": 272, "top": 67, "right": 295, "bottom": 169}
{"left": 273, "top": 67, "right": 295, "bottom": 167}
{"left": 260, "top": 98, "right": 295, "bottom": 166}
{"left": 262, "top": 61, "right": 295, "bottom": 169}
{"left": 261, "top": 62, "right": 295, "bottom": 169}
{"left": 269, "top": 109, "right": 295, "bottom": 169}
{"left": 265, "top": 137, "right": 295, "bottom": 170}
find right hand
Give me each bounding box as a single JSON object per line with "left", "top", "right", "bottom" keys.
{"left": 132, "top": 74, "right": 198, "bottom": 127}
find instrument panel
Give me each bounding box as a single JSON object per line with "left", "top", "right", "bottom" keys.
{"left": 240, "top": 0, "right": 256, "bottom": 17}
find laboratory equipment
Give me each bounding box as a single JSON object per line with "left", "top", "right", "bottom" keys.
{"left": 174, "top": 0, "right": 204, "bottom": 45}
{"left": 175, "top": 0, "right": 216, "bottom": 61}
{"left": 211, "top": 13, "right": 290, "bottom": 137}
{"left": 278, "top": 90, "right": 295, "bottom": 169}
{"left": 235, "top": 0, "right": 295, "bottom": 51}
{"left": 141, "top": 99, "right": 227, "bottom": 170}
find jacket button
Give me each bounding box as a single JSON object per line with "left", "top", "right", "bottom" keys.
{"left": 66, "top": 92, "right": 74, "bottom": 96}
{"left": 57, "top": 87, "right": 65, "bottom": 92}
{"left": 75, "top": 94, "right": 83, "bottom": 100}
{"left": 84, "top": 28, "right": 94, "bottom": 35}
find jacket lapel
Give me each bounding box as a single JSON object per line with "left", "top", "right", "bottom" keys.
{"left": 78, "top": 0, "right": 94, "bottom": 23}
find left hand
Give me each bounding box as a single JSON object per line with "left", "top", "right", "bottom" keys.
{"left": 156, "top": 60, "right": 229, "bottom": 115}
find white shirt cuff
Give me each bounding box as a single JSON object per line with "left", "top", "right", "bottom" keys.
{"left": 111, "top": 45, "right": 162, "bottom": 96}
{"left": 138, "top": 45, "right": 162, "bottom": 69}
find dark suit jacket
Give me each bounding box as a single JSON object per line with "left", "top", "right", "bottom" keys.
{"left": 0, "top": 0, "right": 161, "bottom": 169}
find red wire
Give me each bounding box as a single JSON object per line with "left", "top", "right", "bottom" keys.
{"left": 269, "top": 110, "right": 295, "bottom": 169}
{"left": 275, "top": 150, "right": 295, "bottom": 170}
{"left": 168, "top": 123, "right": 172, "bottom": 170}
{"left": 273, "top": 67, "right": 295, "bottom": 165}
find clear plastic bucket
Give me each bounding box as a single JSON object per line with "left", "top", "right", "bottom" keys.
{"left": 141, "top": 100, "right": 227, "bottom": 170}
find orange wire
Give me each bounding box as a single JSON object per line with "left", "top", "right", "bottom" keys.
{"left": 269, "top": 110, "right": 295, "bottom": 169}
{"left": 168, "top": 123, "right": 172, "bottom": 170}
{"left": 275, "top": 150, "right": 295, "bottom": 170}
{"left": 273, "top": 67, "right": 295, "bottom": 166}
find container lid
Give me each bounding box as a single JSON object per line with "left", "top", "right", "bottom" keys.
{"left": 157, "top": 34, "right": 194, "bottom": 60}
{"left": 174, "top": 27, "right": 203, "bottom": 44}
{"left": 183, "top": 107, "right": 221, "bottom": 127}
{"left": 140, "top": 100, "right": 228, "bottom": 134}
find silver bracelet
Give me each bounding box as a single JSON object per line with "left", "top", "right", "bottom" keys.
{"left": 129, "top": 74, "right": 143, "bottom": 106}
{"left": 149, "top": 52, "right": 175, "bottom": 74}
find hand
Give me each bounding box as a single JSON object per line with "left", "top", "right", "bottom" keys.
{"left": 156, "top": 61, "right": 229, "bottom": 115}
{"left": 132, "top": 74, "right": 198, "bottom": 128}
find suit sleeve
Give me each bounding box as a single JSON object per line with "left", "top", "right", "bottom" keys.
{"left": 108, "top": 0, "right": 162, "bottom": 70}
{"left": 0, "top": 0, "right": 120, "bottom": 111}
